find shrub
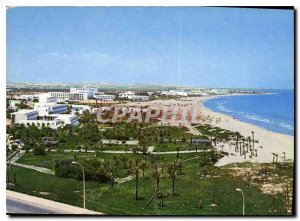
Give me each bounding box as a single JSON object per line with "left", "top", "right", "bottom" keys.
{"left": 33, "top": 145, "right": 45, "bottom": 155}
{"left": 54, "top": 158, "right": 110, "bottom": 183}
{"left": 11, "top": 145, "right": 18, "bottom": 151}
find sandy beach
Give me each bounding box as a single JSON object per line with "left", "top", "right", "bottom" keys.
{"left": 195, "top": 96, "right": 294, "bottom": 165}
{"left": 121, "top": 95, "right": 294, "bottom": 166}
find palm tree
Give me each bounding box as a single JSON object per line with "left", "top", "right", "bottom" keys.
{"left": 124, "top": 144, "right": 129, "bottom": 154}
{"left": 175, "top": 159, "right": 183, "bottom": 174}
{"left": 140, "top": 160, "right": 147, "bottom": 177}
{"left": 128, "top": 159, "right": 133, "bottom": 172}
{"left": 176, "top": 146, "right": 180, "bottom": 158}
{"left": 152, "top": 167, "right": 161, "bottom": 189}
{"left": 121, "top": 155, "right": 128, "bottom": 169}
{"left": 113, "top": 155, "right": 119, "bottom": 169}
{"left": 106, "top": 168, "right": 116, "bottom": 188}
{"left": 167, "top": 162, "right": 178, "bottom": 195}
{"left": 133, "top": 165, "right": 140, "bottom": 200}
{"left": 235, "top": 132, "right": 240, "bottom": 152}
{"left": 251, "top": 131, "right": 255, "bottom": 150}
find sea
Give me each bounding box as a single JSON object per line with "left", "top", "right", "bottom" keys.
{"left": 202, "top": 89, "right": 294, "bottom": 136}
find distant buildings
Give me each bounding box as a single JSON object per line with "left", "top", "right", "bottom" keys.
{"left": 161, "top": 90, "right": 188, "bottom": 97}
{"left": 130, "top": 95, "right": 149, "bottom": 101}
{"left": 70, "top": 88, "right": 97, "bottom": 98}
{"left": 94, "top": 92, "right": 116, "bottom": 101}
{"left": 119, "top": 91, "right": 149, "bottom": 101}
{"left": 48, "top": 88, "right": 98, "bottom": 101}
{"left": 10, "top": 93, "right": 78, "bottom": 129}
{"left": 119, "top": 91, "right": 135, "bottom": 99}
{"left": 70, "top": 104, "right": 90, "bottom": 114}
{"left": 20, "top": 94, "right": 39, "bottom": 101}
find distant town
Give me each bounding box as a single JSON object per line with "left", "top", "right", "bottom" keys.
{"left": 6, "top": 83, "right": 264, "bottom": 130}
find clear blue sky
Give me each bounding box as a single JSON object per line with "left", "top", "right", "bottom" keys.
{"left": 7, "top": 7, "right": 294, "bottom": 89}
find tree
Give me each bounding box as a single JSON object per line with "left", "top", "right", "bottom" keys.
{"left": 33, "top": 144, "right": 45, "bottom": 155}
{"left": 106, "top": 167, "right": 116, "bottom": 188}
{"left": 121, "top": 155, "right": 128, "bottom": 169}
{"left": 113, "top": 155, "right": 119, "bottom": 169}
{"left": 133, "top": 165, "right": 140, "bottom": 200}
{"left": 124, "top": 144, "right": 129, "bottom": 154}
{"left": 152, "top": 167, "right": 161, "bottom": 189}
{"left": 140, "top": 160, "right": 147, "bottom": 177}
{"left": 176, "top": 146, "right": 180, "bottom": 158}
{"left": 128, "top": 159, "right": 133, "bottom": 172}
{"left": 167, "top": 162, "right": 178, "bottom": 195}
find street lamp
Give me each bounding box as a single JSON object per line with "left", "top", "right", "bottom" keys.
{"left": 236, "top": 188, "right": 245, "bottom": 215}
{"left": 72, "top": 161, "right": 85, "bottom": 213}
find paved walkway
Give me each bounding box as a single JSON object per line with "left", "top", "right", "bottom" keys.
{"left": 7, "top": 190, "right": 101, "bottom": 214}
{"left": 184, "top": 124, "right": 201, "bottom": 136}
{"left": 115, "top": 175, "right": 133, "bottom": 184}
{"left": 12, "top": 163, "right": 55, "bottom": 175}
{"left": 52, "top": 148, "right": 208, "bottom": 155}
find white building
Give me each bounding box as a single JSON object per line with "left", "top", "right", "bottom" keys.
{"left": 161, "top": 90, "right": 188, "bottom": 97}
{"left": 34, "top": 94, "right": 67, "bottom": 116}
{"left": 19, "top": 119, "right": 64, "bottom": 129}
{"left": 130, "top": 95, "right": 149, "bottom": 101}
{"left": 94, "top": 92, "right": 116, "bottom": 101}
{"left": 188, "top": 91, "right": 209, "bottom": 96}
{"left": 39, "top": 94, "right": 57, "bottom": 103}
{"left": 48, "top": 91, "right": 89, "bottom": 101}
{"left": 16, "top": 113, "right": 79, "bottom": 129}
{"left": 48, "top": 92, "right": 70, "bottom": 101}
{"left": 70, "top": 88, "right": 97, "bottom": 98}
{"left": 70, "top": 104, "right": 90, "bottom": 114}
{"left": 34, "top": 103, "right": 68, "bottom": 116}
{"left": 20, "top": 94, "right": 38, "bottom": 101}
{"left": 119, "top": 91, "right": 135, "bottom": 99}
{"left": 8, "top": 100, "right": 21, "bottom": 110}
{"left": 11, "top": 109, "right": 39, "bottom": 124}
{"left": 51, "top": 114, "right": 79, "bottom": 126}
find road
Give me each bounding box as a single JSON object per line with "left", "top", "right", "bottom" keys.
{"left": 6, "top": 190, "right": 101, "bottom": 214}
{"left": 7, "top": 197, "right": 66, "bottom": 214}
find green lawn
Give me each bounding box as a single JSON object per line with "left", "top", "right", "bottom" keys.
{"left": 10, "top": 152, "right": 289, "bottom": 215}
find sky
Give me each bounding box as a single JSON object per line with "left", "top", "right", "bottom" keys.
{"left": 7, "top": 7, "right": 294, "bottom": 89}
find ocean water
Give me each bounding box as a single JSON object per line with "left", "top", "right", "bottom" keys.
{"left": 202, "top": 90, "right": 294, "bottom": 136}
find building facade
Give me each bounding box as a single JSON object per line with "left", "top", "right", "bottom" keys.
{"left": 94, "top": 92, "right": 116, "bottom": 101}
{"left": 11, "top": 109, "right": 39, "bottom": 124}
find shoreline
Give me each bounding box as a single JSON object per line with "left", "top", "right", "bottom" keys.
{"left": 199, "top": 94, "right": 293, "bottom": 137}
{"left": 194, "top": 95, "right": 294, "bottom": 165}
{"left": 117, "top": 94, "right": 294, "bottom": 165}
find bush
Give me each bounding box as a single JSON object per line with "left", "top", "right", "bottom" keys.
{"left": 54, "top": 158, "right": 110, "bottom": 183}
{"left": 11, "top": 145, "right": 18, "bottom": 151}
{"left": 33, "top": 145, "right": 45, "bottom": 155}
{"left": 22, "top": 145, "right": 30, "bottom": 153}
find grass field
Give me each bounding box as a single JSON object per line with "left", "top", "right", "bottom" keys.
{"left": 10, "top": 152, "right": 289, "bottom": 215}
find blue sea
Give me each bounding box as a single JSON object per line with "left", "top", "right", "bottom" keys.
{"left": 202, "top": 90, "right": 294, "bottom": 136}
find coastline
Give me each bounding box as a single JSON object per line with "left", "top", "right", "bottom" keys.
{"left": 118, "top": 94, "right": 294, "bottom": 165}
{"left": 195, "top": 95, "right": 294, "bottom": 165}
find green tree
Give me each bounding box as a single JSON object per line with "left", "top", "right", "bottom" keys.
{"left": 133, "top": 165, "right": 140, "bottom": 200}
{"left": 140, "top": 160, "right": 147, "bottom": 177}
{"left": 168, "top": 162, "right": 178, "bottom": 195}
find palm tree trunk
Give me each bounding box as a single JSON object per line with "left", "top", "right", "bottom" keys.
{"left": 172, "top": 179, "right": 175, "bottom": 195}
{"left": 135, "top": 176, "right": 139, "bottom": 200}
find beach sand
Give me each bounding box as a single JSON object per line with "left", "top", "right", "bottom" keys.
{"left": 118, "top": 95, "right": 294, "bottom": 165}
{"left": 195, "top": 96, "right": 294, "bottom": 165}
